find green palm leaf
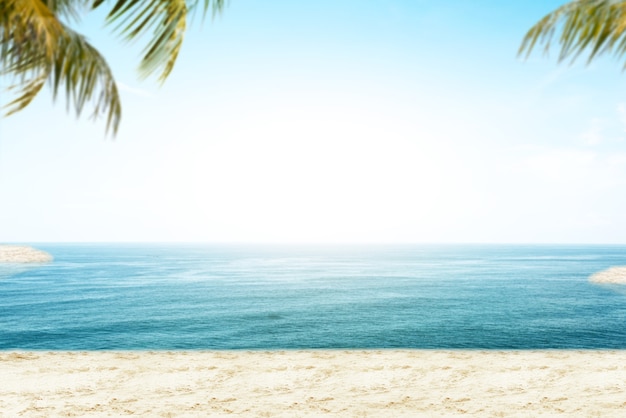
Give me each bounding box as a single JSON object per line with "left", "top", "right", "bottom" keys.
{"left": 1, "top": 0, "right": 225, "bottom": 135}
{"left": 50, "top": 25, "right": 121, "bottom": 134}
{"left": 520, "top": 0, "right": 626, "bottom": 67}
{"left": 1, "top": 0, "right": 65, "bottom": 61}
{"left": 1, "top": 7, "right": 121, "bottom": 135}
{"left": 97, "top": 0, "right": 225, "bottom": 82}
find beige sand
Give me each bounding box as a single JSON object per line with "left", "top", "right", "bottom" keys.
{"left": 2, "top": 350, "right": 626, "bottom": 417}
{"left": 589, "top": 266, "right": 626, "bottom": 284}
{"left": 0, "top": 245, "right": 52, "bottom": 263}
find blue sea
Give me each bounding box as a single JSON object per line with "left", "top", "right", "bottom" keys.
{"left": 2, "top": 244, "right": 626, "bottom": 350}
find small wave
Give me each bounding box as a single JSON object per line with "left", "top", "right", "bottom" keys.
{"left": 505, "top": 256, "right": 599, "bottom": 261}
{"left": 0, "top": 264, "right": 37, "bottom": 280}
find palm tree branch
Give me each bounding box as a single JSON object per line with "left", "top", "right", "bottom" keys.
{"left": 50, "top": 25, "right": 121, "bottom": 134}
{"left": 3, "top": 72, "right": 47, "bottom": 115}
{"left": 1, "top": 0, "right": 66, "bottom": 60}
{"left": 101, "top": 0, "right": 187, "bottom": 82}
{"left": 2, "top": 20, "right": 122, "bottom": 135}
{"left": 41, "top": 0, "right": 91, "bottom": 22}
{"left": 520, "top": 0, "right": 626, "bottom": 68}
{"left": 2, "top": 0, "right": 228, "bottom": 135}
{"left": 94, "top": 0, "right": 225, "bottom": 82}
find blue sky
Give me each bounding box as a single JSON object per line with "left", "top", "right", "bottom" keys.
{"left": 3, "top": 0, "right": 626, "bottom": 243}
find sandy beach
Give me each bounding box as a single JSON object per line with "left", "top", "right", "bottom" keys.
{"left": 589, "top": 266, "right": 626, "bottom": 284}
{"left": 2, "top": 350, "right": 626, "bottom": 416}
{"left": 0, "top": 245, "right": 52, "bottom": 263}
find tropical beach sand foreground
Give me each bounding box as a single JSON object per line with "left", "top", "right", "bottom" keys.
{"left": 1, "top": 351, "right": 626, "bottom": 417}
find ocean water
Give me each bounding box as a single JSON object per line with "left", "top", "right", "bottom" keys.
{"left": 1, "top": 244, "right": 626, "bottom": 350}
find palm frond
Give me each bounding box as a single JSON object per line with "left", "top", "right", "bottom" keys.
{"left": 3, "top": 72, "right": 47, "bottom": 115}
{"left": 2, "top": 17, "right": 121, "bottom": 135}
{"left": 42, "top": 0, "right": 92, "bottom": 22}
{"left": 96, "top": 0, "right": 225, "bottom": 81}
{"left": 1, "top": 0, "right": 65, "bottom": 60}
{"left": 50, "top": 25, "right": 121, "bottom": 134}
{"left": 1, "top": 0, "right": 227, "bottom": 135}
{"left": 519, "top": 0, "right": 626, "bottom": 68}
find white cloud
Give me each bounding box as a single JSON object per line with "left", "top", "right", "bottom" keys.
{"left": 617, "top": 102, "right": 626, "bottom": 132}
{"left": 514, "top": 145, "right": 626, "bottom": 191}
{"left": 579, "top": 104, "right": 626, "bottom": 146}
{"left": 580, "top": 117, "right": 604, "bottom": 146}
{"left": 531, "top": 67, "right": 568, "bottom": 95}
{"left": 521, "top": 148, "right": 597, "bottom": 184}
{"left": 117, "top": 82, "right": 155, "bottom": 98}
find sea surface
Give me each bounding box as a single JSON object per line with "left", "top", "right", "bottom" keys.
{"left": 2, "top": 244, "right": 626, "bottom": 350}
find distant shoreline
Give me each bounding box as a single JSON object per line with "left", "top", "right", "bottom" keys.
{"left": 589, "top": 266, "right": 626, "bottom": 284}
{"left": 0, "top": 245, "right": 53, "bottom": 263}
